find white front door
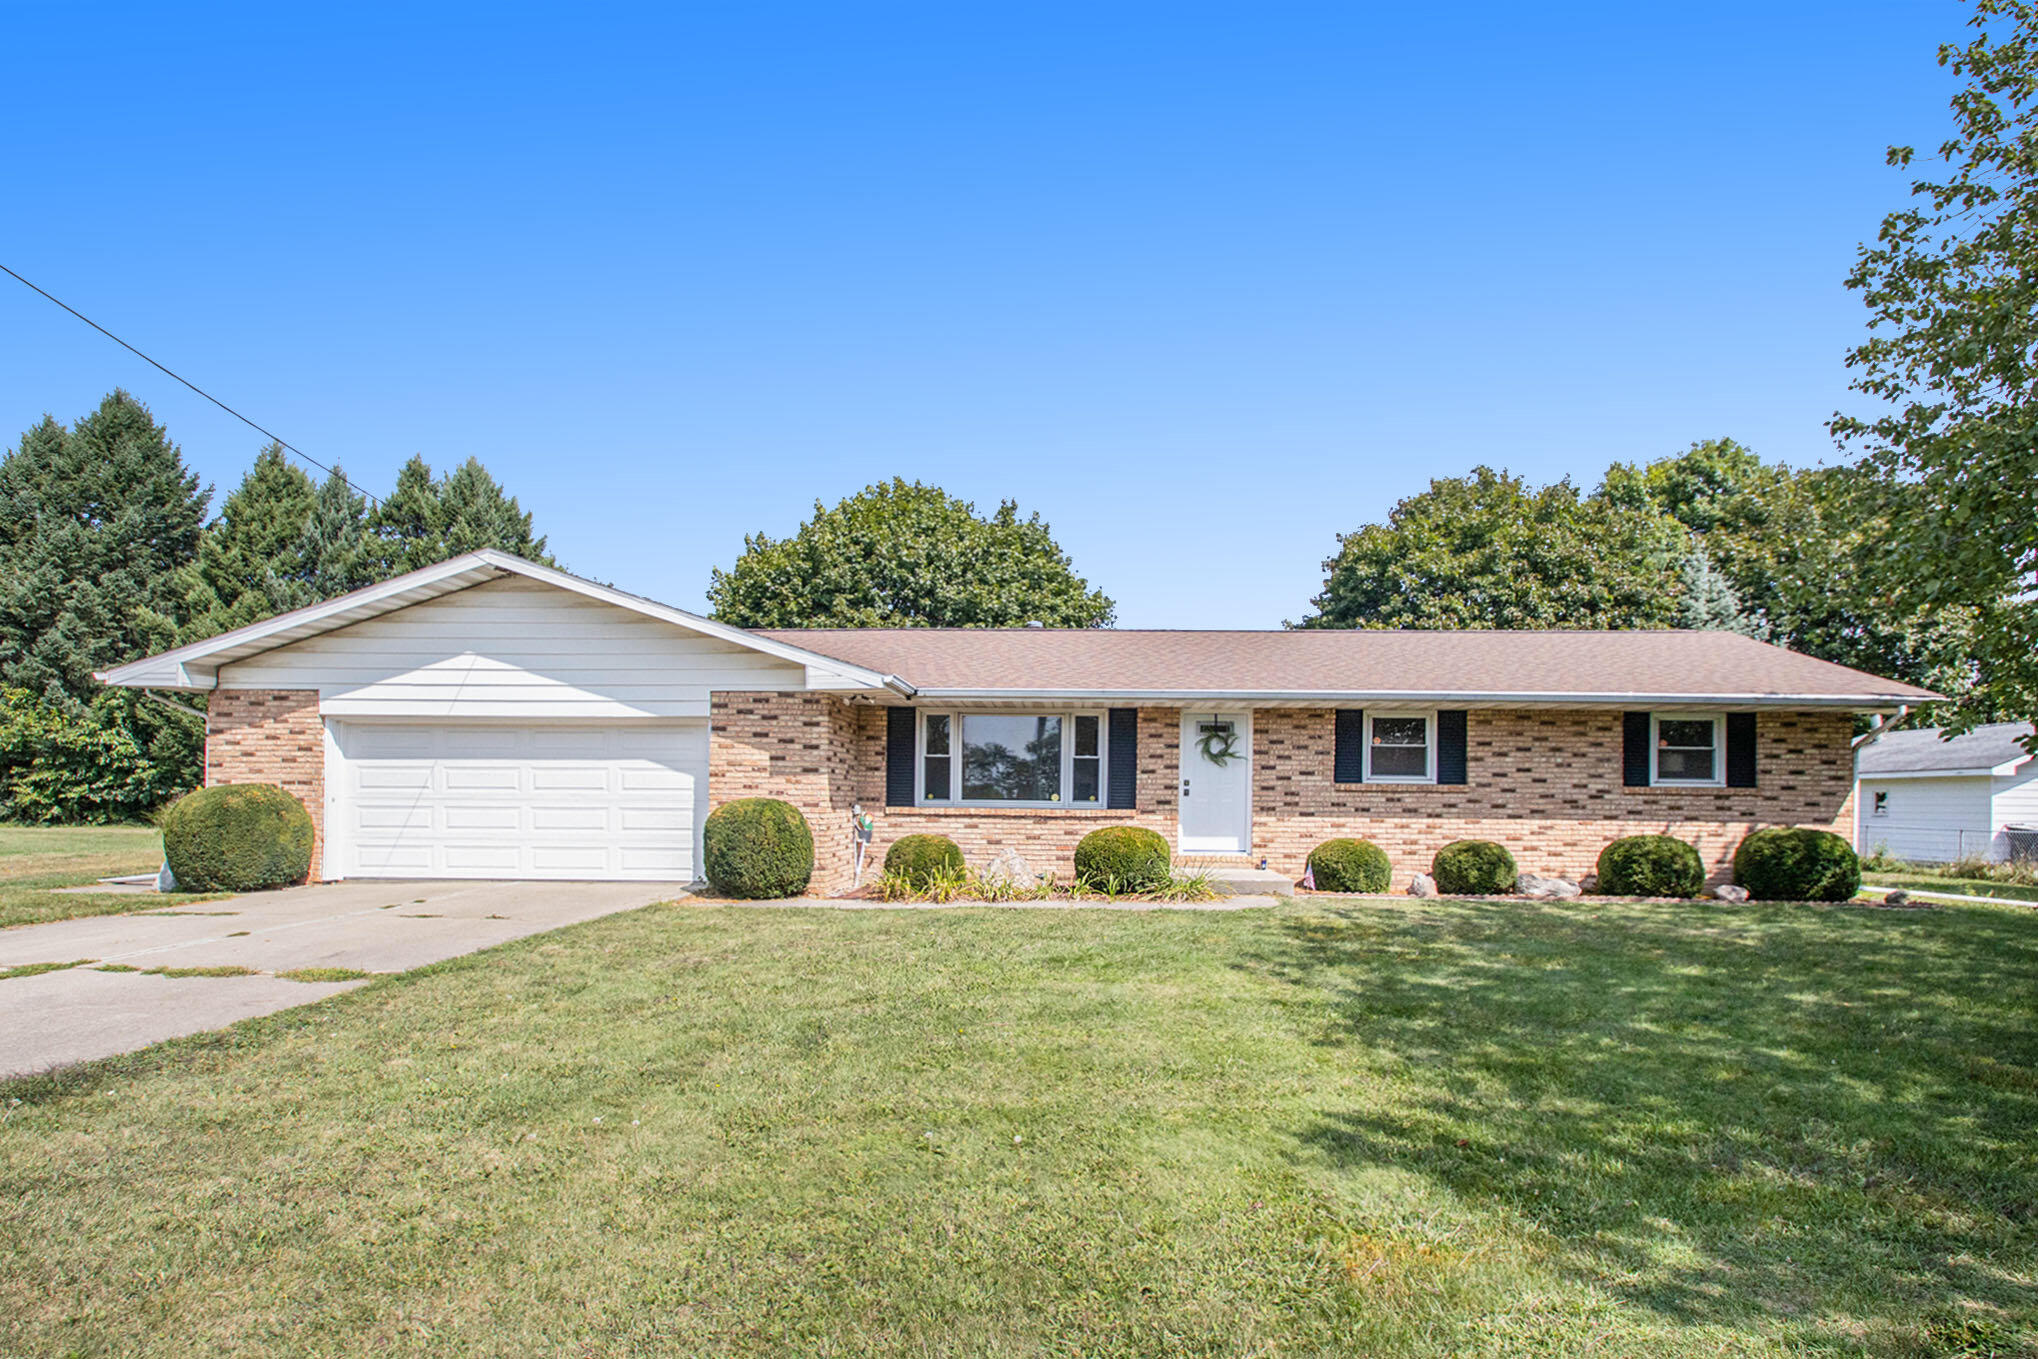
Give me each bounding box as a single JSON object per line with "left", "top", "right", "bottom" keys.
{"left": 1178, "top": 711, "right": 1251, "bottom": 854}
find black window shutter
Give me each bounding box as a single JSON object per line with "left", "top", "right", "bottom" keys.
{"left": 1622, "top": 712, "right": 1652, "bottom": 787}
{"left": 1726, "top": 712, "right": 1757, "bottom": 787}
{"left": 1436, "top": 710, "right": 1468, "bottom": 784}
{"left": 885, "top": 708, "right": 916, "bottom": 807}
{"left": 1334, "top": 709, "right": 1365, "bottom": 783}
{"left": 1107, "top": 709, "right": 1138, "bottom": 809}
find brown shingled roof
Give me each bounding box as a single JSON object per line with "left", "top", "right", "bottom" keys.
{"left": 757, "top": 628, "right": 1940, "bottom": 706}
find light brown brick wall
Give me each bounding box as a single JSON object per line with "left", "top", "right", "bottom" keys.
{"left": 1250, "top": 708, "right": 1857, "bottom": 887}
{"left": 710, "top": 700, "right": 1857, "bottom": 895}
{"left": 205, "top": 688, "right": 325, "bottom": 882}
{"left": 708, "top": 692, "right": 867, "bottom": 895}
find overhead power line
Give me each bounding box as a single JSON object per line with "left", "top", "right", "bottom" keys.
{"left": 0, "top": 261, "right": 379, "bottom": 505}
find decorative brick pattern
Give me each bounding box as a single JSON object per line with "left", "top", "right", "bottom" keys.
{"left": 708, "top": 692, "right": 866, "bottom": 895}
{"left": 204, "top": 688, "right": 325, "bottom": 882}
{"left": 1249, "top": 708, "right": 1856, "bottom": 887}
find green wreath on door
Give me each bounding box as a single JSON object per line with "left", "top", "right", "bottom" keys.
{"left": 1196, "top": 723, "right": 1241, "bottom": 767}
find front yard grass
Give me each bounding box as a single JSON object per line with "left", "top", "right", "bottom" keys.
{"left": 0, "top": 824, "right": 218, "bottom": 928}
{"left": 4, "top": 896, "right": 2035, "bottom": 1356}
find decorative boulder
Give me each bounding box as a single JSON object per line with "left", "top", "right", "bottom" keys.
{"left": 1578, "top": 873, "right": 1599, "bottom": 894}
{"left": 1409, "top": 873, "right": 1438, "bottom": 898}
{"left": 982, "top": 847, "right": 1034, "bottom": 886}
{"left": 1884, "top": 889, "right": 1911, "bottom": 907}
{"left": 1710, "top": 883, "right": 1751, "bottom": 902}
{"left": 1518, "top": 874, "right": 1582, "bottom": 901}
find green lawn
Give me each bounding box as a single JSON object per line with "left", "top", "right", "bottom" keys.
{"left": 1863, "top": 871, "right": 2038, "bottom": 905}
{"left": 0, "top": 824, "right": 217, "bottom": 928}
{"left": 4, "top": 897, "right": 2036, "bottom": 1356}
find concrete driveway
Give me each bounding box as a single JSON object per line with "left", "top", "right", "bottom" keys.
{"left": 0, "top": 879, "right": 685, "bottom": 1079}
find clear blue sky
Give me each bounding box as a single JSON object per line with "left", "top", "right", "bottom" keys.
{"left": 2, "top": 1, "right": 1964, "bottom": 627}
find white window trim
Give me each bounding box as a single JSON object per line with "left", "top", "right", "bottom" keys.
{"left": 1650, "top": 711, "right": 1725, "bottom": 788}
{"left": 916, "top": 709, "right": 1109, "bottom": 809}
{"left": 1363, "top": 708, "right": 1437, "bottom": 784}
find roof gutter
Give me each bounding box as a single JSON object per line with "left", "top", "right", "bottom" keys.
{"left": 901, "top": 688, "right": 1934, "bottom": 709}
{"left": 881, "top": 674, "right": 918, "bottom": 698}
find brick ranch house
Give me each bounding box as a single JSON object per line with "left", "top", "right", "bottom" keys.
{"left": 101, "top": 550, "right": 1938, "bottom": 894}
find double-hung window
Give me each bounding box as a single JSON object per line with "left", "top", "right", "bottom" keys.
{"left": 1364, "top": 711, "right": 1435, "bottom": 783}
{"left": 1651, "top": 714, "right": 1723, "bottom": 786}
{"left": 918, "top": 711, "right": 1105, "bottom": 807}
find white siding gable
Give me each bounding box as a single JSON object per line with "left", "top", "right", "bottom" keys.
{"left": 219, "top": 576, "right": 808, "bottom": 718}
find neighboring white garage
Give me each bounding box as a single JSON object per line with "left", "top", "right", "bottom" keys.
{"left": 95, "top": 550, "right": 904, "bottom": 883}
{"left": 327, "top": 720, "right": 708, "bottom": 881}
{"left": 1856, "top": 722, "right": 2038, "bottom": 863}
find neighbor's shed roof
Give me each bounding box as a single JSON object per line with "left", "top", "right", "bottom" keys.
{"left": 1857, "top": 722, "right": 2036, "bottom": 777}
{"left": 761, "top": 627, "right": 1940, "bottom": 708}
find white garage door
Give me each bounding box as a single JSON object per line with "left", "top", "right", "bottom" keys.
{"left": 329, "top": 721, "right": 706, "bottom": 881}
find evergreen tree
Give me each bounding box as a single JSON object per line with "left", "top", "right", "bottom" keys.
{"left": 0, "top": 391, "right": 208, "bottom": 701}
{"left": 1675, "top": 547, "right": 1767, "bottom": 637}
{"left": 366, "top": 455, "right": 551, "bottom": 573}
{"left": 179, "top": 444, "right": 319, "bottom": 641}
{"left": 438, "top": 457, "right": 548, "bottom": 561}
{"left": 295, "top": 466, "right": 375, "bottom": 598}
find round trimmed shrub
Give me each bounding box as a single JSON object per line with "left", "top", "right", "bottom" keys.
{"left": 1073, "top": 825, "right": 1171, "bottom": 890}
{"left": 1307, "top": 838, "right": 1392, "bottom": 893}
{"left": 1431, "top": 839, "right": 1518, "bottom": 896}
{"left": 884, "top": 833, "right": 965, "bottom": 887}
{"left": 161, "top": 783, "right": 315, "bottom": 893}
{"left": 1732, "top": 827, "right": 1860, "bottom": 902}
{"left": 1596, "top": 834, "right": 1705, "bottom": 898}
{"left": 702, "top": 797, "right": 814, "bottom": 899}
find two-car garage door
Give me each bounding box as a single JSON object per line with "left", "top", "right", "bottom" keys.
{"left": 328, "top": 720, "right": 706, "bottom": 881}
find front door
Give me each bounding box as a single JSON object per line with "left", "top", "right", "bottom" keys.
{"left": 1178, "top": 711, "right": 1251, "bottom": 854}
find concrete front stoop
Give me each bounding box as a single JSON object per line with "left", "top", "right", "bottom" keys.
{"left": 1198, "top": 865, "right": 1297, "bottom": 898}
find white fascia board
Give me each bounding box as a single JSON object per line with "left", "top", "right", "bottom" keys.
{"left": 93, "top": 548, "right": 909, "bottom": 696}
{"left": 903, "top": 688, "right": 1918, "bottom": 709}
{"left": 1856, "top": 768, "right": 2003, "bottom": 781}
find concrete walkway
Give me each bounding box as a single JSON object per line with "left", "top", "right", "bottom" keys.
{"left": 0, "top": 879, "right": 685, "bottom": 1079}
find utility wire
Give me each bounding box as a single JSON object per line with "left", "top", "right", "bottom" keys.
{"left": 0, "top": 261, "right": 379, "bottom": 505}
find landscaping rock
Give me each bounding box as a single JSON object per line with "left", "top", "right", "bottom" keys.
{"left": 1519, "top": 874, "right": 1582, "bottom": 900}
{"left": 1578, "top": 873, "right": 1599, "bottom": 894}
{"left": 1883, "top": 889, "right": 1911, "bottom": 906}
{"left": 1409, "top": 873, "right": 1438, "bottom": 898}
{"left": 981, "top": 847, "right": 1033, "bottom": 886}
{"left": 1710, "top": 883, "right": 1750, "bottom": 902}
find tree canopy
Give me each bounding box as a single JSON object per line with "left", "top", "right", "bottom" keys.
{"left": 0, "top": 391, "right": 209, "bottom": 702}
{"left": 367, "top": 455, "right": 551, "bottom": 575}
{"left": 708, "top": 479, "right": 1115, "bottom": 629}
{"left": 1833, "top": 0, "right": 2038, "bottom": 738}
{"left": 1300, "top": 466, "right": 1684, "bottom": 630}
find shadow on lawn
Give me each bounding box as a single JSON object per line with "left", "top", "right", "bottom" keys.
{"left": 1251, "top": 899, "right": 2038, "bottom": 1351}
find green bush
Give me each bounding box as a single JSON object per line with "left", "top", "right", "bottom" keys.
{"left": 1596, "top": 834, "right": 1705, "bottom": 897}
{"left": 702, "top": 798, "right": 814, "bottom": 899}
{"left": 160, "top": 783, "right": 315, "bottom": 892}
{"left": 0, "top": 687, "right": 201, "bottom": 824}
{"left": 1073, "top": 825, "right": 1171, "bottom": 890}
{"left": 1732, "top": 827, "right": 1860, "bottom": 902}
{"left": 1431, "top": 839, "right": 1518, "bottom": 896}
{"left": 883, "top": 833, "right": 965, "bottom": 887}
{"left": 1307, "top": 838, "right": 1391, "bottom": 893}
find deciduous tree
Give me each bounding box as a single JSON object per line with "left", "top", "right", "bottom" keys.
{"left": 708, "top": 478, "right": 1114, "bottom": 628}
